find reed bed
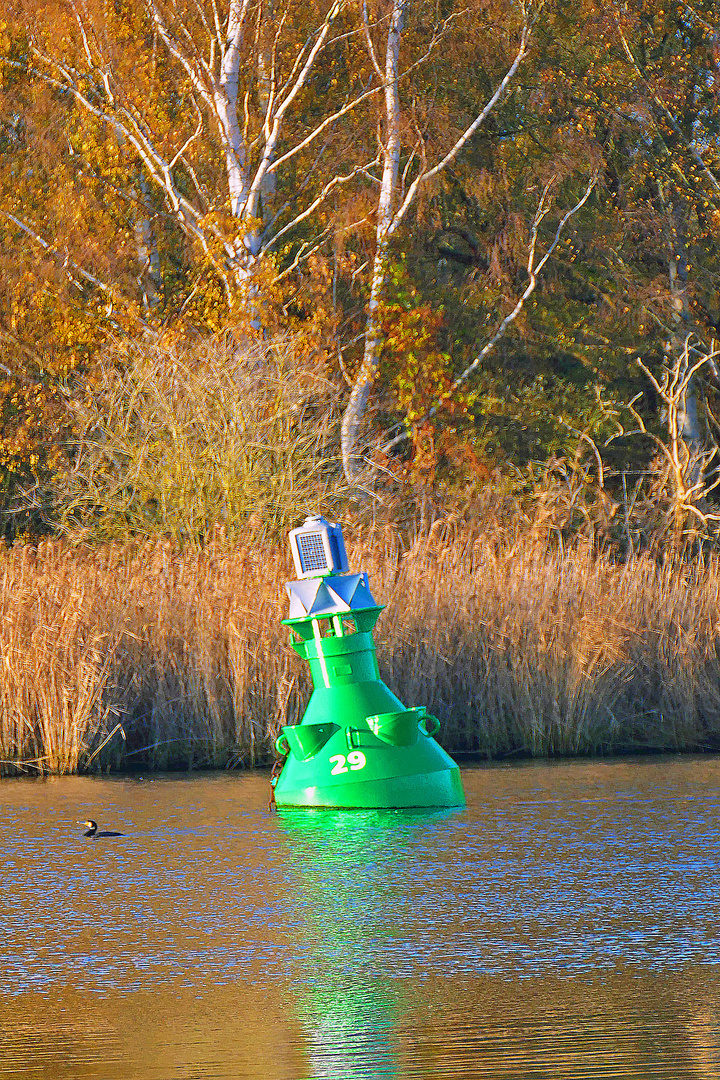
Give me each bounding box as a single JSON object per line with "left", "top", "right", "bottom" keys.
{"left": 2, "top": 530, "right": 720, "bottom": 774}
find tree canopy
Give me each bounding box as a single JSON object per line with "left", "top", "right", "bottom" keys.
{"left": 0, "top": 0, "right": 718, "bottom": 541}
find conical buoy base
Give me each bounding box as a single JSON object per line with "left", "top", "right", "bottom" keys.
{"left": 272, "top": 596, "right": 465, "bottom": 810}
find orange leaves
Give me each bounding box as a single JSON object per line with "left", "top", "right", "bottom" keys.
{"left": 380, "top": 260, "right": 460, "bottom": 428}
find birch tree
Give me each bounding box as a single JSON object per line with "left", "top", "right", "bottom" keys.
{"left": 2, "top": 0, "right": 380, "bottom": 307}
{"left": 612, "top": 2, "right": 720, "bottom": 481}
{"left": 340, "top": 1, "right": 531, "bottom": 484}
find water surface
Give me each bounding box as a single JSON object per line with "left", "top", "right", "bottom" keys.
{"left": 2, "top": 757, "right": 720, "bottom": 1078}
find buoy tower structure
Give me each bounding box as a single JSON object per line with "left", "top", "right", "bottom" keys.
{"left": 271, "top": 515, "right": 465, "bottom": 809}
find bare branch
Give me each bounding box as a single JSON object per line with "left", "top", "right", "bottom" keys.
{"left": 273, "top": 1, "right": 343, "bottom": 124}
{"left": 268, "top": 81, "right": 381, "bottom": 175}
{"left": 265, "top": 159, "right": 379, "bottom": 252}
{"left": 0, "top": 207, "right": 112, "bottom": 294}
{"left": 615, "top": 17, "right": 720, "bottom": 203}
{"left": 274, "top": 215, "right": 372, "bottom": 282}
{"left": 168, "top": 98, "right": 204, "bottom": 169}
{"left": 387, "top": 25, "right": 531, "bottom": 239}
{"left": 362, "top": 0, "right": 385, "bottom": 81}
{"left": 145, "top": 1, "right": 216, "bottom": 112}
{"left": 382, "top": 173, "right": 598, "bottom": 451}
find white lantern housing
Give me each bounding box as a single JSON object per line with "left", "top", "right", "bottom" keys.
{"left": 288, "top": 515, "right": 349, "bottom": 579}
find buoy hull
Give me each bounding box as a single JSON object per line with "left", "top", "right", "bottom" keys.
{"left": 274, "top": 764, "right": 465, "bottom": 809}
{"left": 273, "top": 695, "right": 465, "bottom": 809}
{"left": 273, "top": 604, "right": 466, "bottom": 810}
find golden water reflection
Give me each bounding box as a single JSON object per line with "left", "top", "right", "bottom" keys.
{"left": 3, "top": 976, "right": 720, "bottom": 1079}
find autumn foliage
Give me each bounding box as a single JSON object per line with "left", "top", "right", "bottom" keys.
{"left": 0, "top": 0, "right": 717, "bottom": 543}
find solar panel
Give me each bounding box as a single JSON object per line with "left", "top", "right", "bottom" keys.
{"left": 297, "top": 531, "right": 328, "bottom": 573}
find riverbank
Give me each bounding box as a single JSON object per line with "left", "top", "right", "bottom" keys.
{"left": 2, "top": 529, "right": 720, "bottom": 775}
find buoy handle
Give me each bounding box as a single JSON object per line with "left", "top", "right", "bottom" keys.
{"left": 419, "top": 714, "right": 440, "bottom": 736}
{"left": 274, "top": 733, "right": 290, "bottom": 755}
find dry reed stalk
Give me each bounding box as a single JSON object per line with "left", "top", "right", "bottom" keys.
{"left": 376, "top": 533, "right": 720, "bottom": 756}
{"left": 2, "top": 531, "right": 720, "bottom": 774}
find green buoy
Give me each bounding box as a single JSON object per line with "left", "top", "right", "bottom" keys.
{"left": 271, "top": 516, "right": 465, "bottom": 809}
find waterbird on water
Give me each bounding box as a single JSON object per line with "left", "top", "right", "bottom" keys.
{"left": 80, "top": 820, "right": 124, "bottom": 838}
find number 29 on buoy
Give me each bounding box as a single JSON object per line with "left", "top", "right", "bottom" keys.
{"left": 329, "top": 751, "right": 366, "bottom": 775}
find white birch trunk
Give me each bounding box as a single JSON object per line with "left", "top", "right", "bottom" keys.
{"left": 20, "top": 0, "right": 368, "bottom": 310}
{"left": 132, "top": 191, "right": 162, "bottom": 311}
{"left": 340, "top": 14, "right": 529, "bottom": 485}
{"left": 256, "top": 33, "right": 277, "bottom": 223}
{"left": 216, "top": 2, "right": 263, "bottom": 274}
{"left": 341, "top": 0, "right": 406, "bottom": 486}
{"left": 659, "top": 183, "right": 703, "bottom": 481}
{"left": 668, "top": 208, "right": 701, "bottom": 454}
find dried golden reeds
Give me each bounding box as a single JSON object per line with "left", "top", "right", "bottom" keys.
{"left": 1, "top": 528, "right": 720, "bottom": 774}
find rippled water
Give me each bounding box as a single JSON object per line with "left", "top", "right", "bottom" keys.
{"left": 2, "top": 757, "right": 720, "bottom": 1078}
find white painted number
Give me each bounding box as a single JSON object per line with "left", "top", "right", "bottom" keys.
{"left": 329, "top": 751, "right": 367, "bottom": 774}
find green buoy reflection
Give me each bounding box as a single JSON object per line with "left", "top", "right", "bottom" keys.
{"left": 276, "top": 808, "right": 460, "bottom": 1079}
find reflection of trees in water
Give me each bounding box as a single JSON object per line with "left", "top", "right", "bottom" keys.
{"left": 390, "top": 987, "right": 720, "bottom": 1080}
{"left": 0, "top": 1009, "right": 126, "bottom": 1080}
{"left": 684, "top": 1008, "right": 720, "bottom": 1079}
{"left": 0, "top": 985, "right": 302, "bottom": 1080}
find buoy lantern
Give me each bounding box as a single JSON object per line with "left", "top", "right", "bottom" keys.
{"left": 271, "top": 516, "right": 465, "bottom": 809}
